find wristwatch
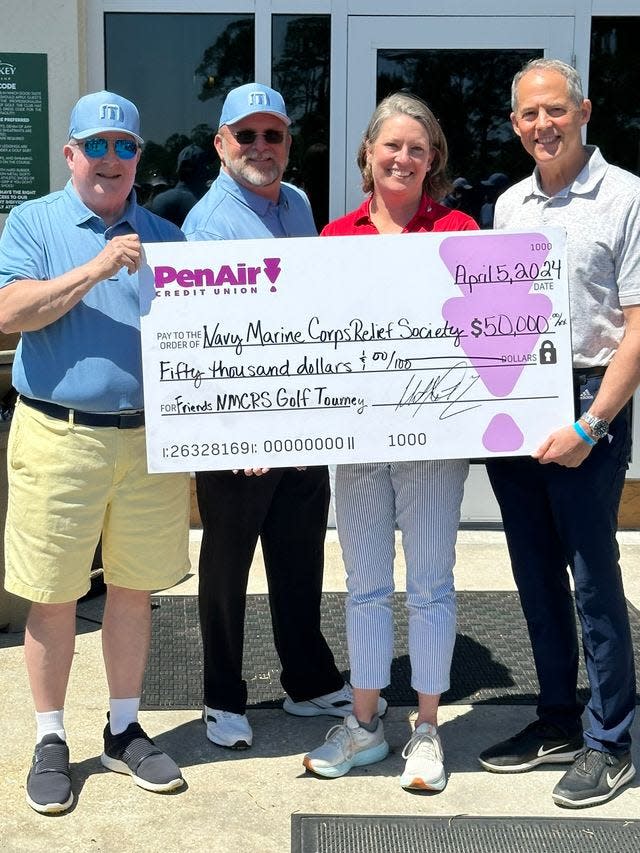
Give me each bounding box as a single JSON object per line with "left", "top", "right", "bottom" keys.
{"left": 581, "top": 411, "right": 610, "bottom": 440}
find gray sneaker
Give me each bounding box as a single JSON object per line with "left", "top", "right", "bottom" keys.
{"left": 101, "top": 719, "right": 184, "bottom": 792}
{"left": 303, "top": 714, "right": 389, "bottom": 778}
{"left": 552, "top": 748, "right": 636, "bottom": 808}
{"left": 26, "top": 734, "right": 74, "bottom": 814}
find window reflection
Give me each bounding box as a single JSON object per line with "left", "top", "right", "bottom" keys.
{"left": 377, "top": 49, "right": 540, "bottom": 224}
{"left": 105, "top": 12, "right": 254, "bottom": 207}
{"left": 272, "top": 15, "right": 330, "bottom": 230}
{"left": 589, "top": 18, "right": 640, "bottom": 176}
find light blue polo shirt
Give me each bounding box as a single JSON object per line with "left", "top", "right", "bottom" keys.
{"left": 0, "top": 180, "right": 184, "bottom": 411}
{"left": 182, "top": 168, "right": 317, "bottom": 240}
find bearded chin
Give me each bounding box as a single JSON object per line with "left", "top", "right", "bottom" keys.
{"left": 243, "top": 163, "right": 281, "bottom": 187}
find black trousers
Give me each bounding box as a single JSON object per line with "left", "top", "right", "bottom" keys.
{"left": 196, "top": 466, "right": 344, "bottom": 713}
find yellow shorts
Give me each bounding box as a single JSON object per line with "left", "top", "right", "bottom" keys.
{"left": 4, "top": 400, "right": 191, "bottom": 604}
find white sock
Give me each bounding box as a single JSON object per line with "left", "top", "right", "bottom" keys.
{"left": 109, "top": 697, "right": 140, "bottom": 735}
{"left": 36, "top": 709, "right": 66, "bottom": 743}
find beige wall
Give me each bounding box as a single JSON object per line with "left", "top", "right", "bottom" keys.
{"left": 0, "top": 0, "right": 84, "bottom": 229}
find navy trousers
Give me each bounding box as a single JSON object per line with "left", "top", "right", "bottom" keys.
{"left": 486, "top": 372, "right": 636, "bottom": 754}
{"left": 196, "top": 466, "right": 344, "bottom": 714}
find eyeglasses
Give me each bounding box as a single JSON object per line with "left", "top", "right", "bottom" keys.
{"left": 74, "top": 137, "right": 140, "bottom": 160}
{"left": 231, "top": 129, "right": 286, "bottom": 145}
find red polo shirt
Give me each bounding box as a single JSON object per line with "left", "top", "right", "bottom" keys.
{"left": 320, "top": 193, "right": 478, "bottom": 236}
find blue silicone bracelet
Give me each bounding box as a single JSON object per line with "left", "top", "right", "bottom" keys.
{"left": 573, "top": 421, "right": 596, "bottom": 446}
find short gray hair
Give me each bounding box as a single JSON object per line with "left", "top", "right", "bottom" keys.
{"left": 356, "top": 92, "right": 451, "bottom": 200}
{"left": 511, "top": 58, "right": 584, "bottom": 112}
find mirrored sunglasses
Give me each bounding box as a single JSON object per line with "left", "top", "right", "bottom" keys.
{"left": 77, "top": 137, "right": 140, "bottom": 160}
{"left": 231, "top": 129, "right": 286, "bottom": 145}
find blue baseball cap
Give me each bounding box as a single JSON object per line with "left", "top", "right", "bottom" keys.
{"left": 481, "top": 172, "right": 509, "bottom": 188}
{"left": 218, "top": 83, "right": 290, "bottom": 129}
{"left": 68, "top": 91, "right": 144, "bottom": 144}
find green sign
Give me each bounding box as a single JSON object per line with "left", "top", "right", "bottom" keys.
{"left": 0, "top": 53, "right": 49, "bottom": 213}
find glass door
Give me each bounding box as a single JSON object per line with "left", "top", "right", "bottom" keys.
{"left": 345, "top": 16, "right": 574, "bottom": 523}
{"left": 346, "top": 16, "right": 574, "bottom": 211}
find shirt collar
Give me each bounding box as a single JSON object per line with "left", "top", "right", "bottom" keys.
{"left": 409, "top": 192, "right": 438, "bottom": 226}
{"left": 353, "top": 197, "right": 374, "bottom": 226}
{"left": 218, "top": 168, "right": 285, "bottom": 215}
{"left": 64, "top": 179, "right": 137, "bottom": 231}
{"left": 354, "top": 192, "right": 438, "bottom": 228}
{"left": 528, "top": 145, "right": 607, "bottom": 200}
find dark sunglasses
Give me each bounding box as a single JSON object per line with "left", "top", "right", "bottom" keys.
{"left": 76, "top": 137, "right": 140, "bottom": 160}
{"left": 231, "top": 129, "right": 286, "bottom": 145}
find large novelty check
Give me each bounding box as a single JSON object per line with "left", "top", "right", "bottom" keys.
{"left": 139, "top": 228, "right": 573, "bottom": 472}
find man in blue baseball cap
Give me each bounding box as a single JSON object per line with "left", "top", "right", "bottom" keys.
{"left": 0, "top": 90, "right": 191, "bottom": 813}
{"left": 184, "top": 82, "right": 297, "bottom": 236}
{"left": 183, "top": 83, "right": 374, "bottom": 752}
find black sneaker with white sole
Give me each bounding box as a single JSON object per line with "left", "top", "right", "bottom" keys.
{"left": 478, "top": 720, "right": 584, "bottom": 773}
{"left": 552, "top": 748, "right": 636, "bottom": 808}
{"left": 100, "top": 719, "right": 184, "bottom": 792}
{"left": 26, "top": 734, "right": 74, "bottom": 814}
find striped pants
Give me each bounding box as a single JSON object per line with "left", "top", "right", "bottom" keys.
{"left": 335, "top": 459, "right": 469, "bottom": 695}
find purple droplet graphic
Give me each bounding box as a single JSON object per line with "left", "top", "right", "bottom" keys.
{"left": 482, "top": 413, "right": 524, "bottom": 452}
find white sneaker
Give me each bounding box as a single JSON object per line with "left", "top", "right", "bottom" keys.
{"left": 303, "top": 714, "right": 389, "bottom": 778}
{"left": 400, "top": 722, "right": 446, "bottom": 791}
{"left": 202, "top": 706, "right": 253, "bottom": 749}
{"left": 283, "top": 683, "right": 388, "bottom": 719}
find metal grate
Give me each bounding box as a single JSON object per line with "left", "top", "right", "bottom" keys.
{"left": 291, "top": 815, "right": 640, "bottom": 853}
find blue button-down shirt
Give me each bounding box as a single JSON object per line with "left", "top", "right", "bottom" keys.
{"left": 182, "top": 169, "right": 316, "bottom": 241}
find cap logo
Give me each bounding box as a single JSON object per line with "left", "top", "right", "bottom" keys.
{"left": 248, "top": 92, "right": 269, "bottom": 108}
{"left": 99, "top": 103, "right": 124, "bottom": 123}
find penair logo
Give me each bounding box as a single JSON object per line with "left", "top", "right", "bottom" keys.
{"left": 154, "top": 257, "right": 282, "bottom": 298}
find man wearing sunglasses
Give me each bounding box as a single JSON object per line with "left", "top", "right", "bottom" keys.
{"left": 183, "top": 84, "right": 371, "bottom": 752}
{"left": 0, "top": 91, "right": 191, "bottom": 813}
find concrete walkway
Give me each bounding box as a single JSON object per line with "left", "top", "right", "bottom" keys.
{"left": 1, "top": 530, "right": 639, "bottom": 852}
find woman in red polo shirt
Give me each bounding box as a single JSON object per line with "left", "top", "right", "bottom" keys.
{"left": 303, "top": 92, "right": 478, "bottom": 791}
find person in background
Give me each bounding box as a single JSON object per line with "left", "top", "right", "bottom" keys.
{"left": 142, "top": 173, "right": 170, "bottom": 209}
{"left": 148, "top": 143, "right": 210, "bottom": 227}
{"left": 479, "top": 58, "right": 639, "bottom": 809}
{"left": 478, "top": 172, "right": 509, "bottom": 228}
{"left": 0, "top": 91, "right": 191, "bottom": 813}
{"left": 442, "top": 175, "right": 473, "bottom": 213}
{"left": 303, "top": 92, "right": 477, "bottom": 791}
{"left": 182, "top": 83, "right": 382, "bottom": 751}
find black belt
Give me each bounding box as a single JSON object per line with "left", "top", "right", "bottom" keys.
{"left": 573, "top": 365, "right": 607, "bottom": 382}
{"left": 21, "top": 396, "right": 145, "bottom": 429}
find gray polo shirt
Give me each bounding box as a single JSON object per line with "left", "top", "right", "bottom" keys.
{"left": 494, "top": 146, "right": 640, "bottom": 367}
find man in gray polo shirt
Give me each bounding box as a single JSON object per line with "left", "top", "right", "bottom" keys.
{"left": 479, "top": 59, "right": 640, "bottom": 808}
